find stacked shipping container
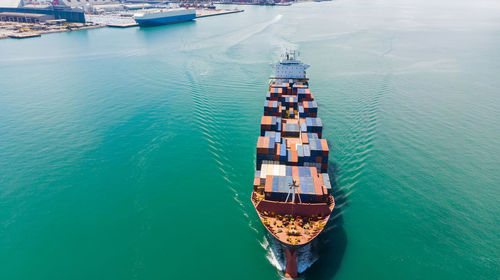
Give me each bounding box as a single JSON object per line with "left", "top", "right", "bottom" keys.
{"left": 253, "top": 164, "right": 332, "bottom": 203}
{"left": 255, "top": 80, "right": 331, "bottom": 203}
{"left": 257, "top": 83, "right": 329, "bottom": 173}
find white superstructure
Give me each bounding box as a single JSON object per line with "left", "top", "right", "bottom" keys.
{"left": 271, "top": 50, "right": 310, "bottom": 80}
{"left": 133, "top": 7, "right": 195, "bottom": 21}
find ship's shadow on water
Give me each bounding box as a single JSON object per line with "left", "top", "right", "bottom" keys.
{"left": 304, "top": 161, "right": 348, "bottom": 279}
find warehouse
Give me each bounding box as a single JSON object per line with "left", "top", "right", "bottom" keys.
{"left": 0, "top": 0, "right": 85, "bottom": 22}
{"left": 0, "top": 12, "right": 54, "bottom": 23}
{"left": 0, "top": 0, "right": 23, "bottom": 8}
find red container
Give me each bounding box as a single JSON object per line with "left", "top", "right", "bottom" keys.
{"left": 321, "top": 163, "right": 328, "bottom": 171}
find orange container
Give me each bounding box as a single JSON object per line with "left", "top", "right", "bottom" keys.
{"left": 257, "top": 136, "right": 269, "bottom": 154}
{"left": 263, "top": 137, "right": 269, "bottom": 153}
{"left": 264, "top": 175, "right": 273, "bottom": 193}
{"left": 310, "top": 167, "right": 318, "bottom": 178}
{"left": 291, "top": 150, "right": 298, "bottom": 163}
{"left": 312, "top": 173, "right": 323, "bottom": 196}
{"left": 320, "top": 139, "right": 329, "bottom": 154}
{"left": 275, "top": 143, "right": 281, "bottom": 160}
{"left": 302, "top": 133, "right": 309, "bottom": 144}
{"left": 253, "top": 177, "right": 261, "bottom": 188}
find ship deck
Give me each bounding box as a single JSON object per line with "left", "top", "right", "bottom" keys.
{"left": 252, "top": 192, "right": 334, "bottom": 246}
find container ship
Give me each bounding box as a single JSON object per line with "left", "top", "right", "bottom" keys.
{"left": 251, "top": 51, "right": 334, "bottom": 278}
{"left": 133, "top": 8, "right": 196, "bottom": 27}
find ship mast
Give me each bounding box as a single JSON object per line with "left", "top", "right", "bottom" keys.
{"left": 285, "top": 180, "right": 302, "bottom": 203}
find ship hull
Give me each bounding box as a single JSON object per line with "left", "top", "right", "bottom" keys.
{"left": 135, "top": 14, "right": 196, "bottom": 27}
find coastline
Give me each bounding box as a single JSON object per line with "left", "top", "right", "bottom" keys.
{"left": 0, "top": 8, "right": 243, "bottom": 40}
{"left": 0, "top": 22, "right": 104, "bottom": 40}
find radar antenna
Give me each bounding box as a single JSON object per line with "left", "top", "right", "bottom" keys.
{"left": 285, "top": 180, "right": 302, "bottom": 203}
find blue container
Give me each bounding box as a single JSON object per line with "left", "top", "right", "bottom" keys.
{"left": 298, "top": 166, "right": 305, "bottom": 177}
{"left": 269, "top": 137, "right": 276, "bottom": 152}
{"left": 310, "top": 101, "right": 318, "bottom": 112}
{"left": 272, "top": 176, "right": 279, "bottom": 192}
{"left": 302, "top": 167, "right": 311, "bottom": 177}
{"left": 280, "top": 145, "right": 287, "bottom": 161}
{"left": 307, "top": 133, "right": 319, "bottom": 141}
{"left": 309, "top": 140, "right": 324, "bottom": 157}
{"left": 303, "top": 145, "right": 311, "bottom": 162}
{"left": 300, "top": 177, "right": 314, "bottom": 194}
{"left": 297, "top": 146, "right": 304, "bottom": 163}
{"left": 300, "top": 123, "right": 307, "bottom": 132}
{"left": 257, "top": 154, "right": 274, "bottom": 161}
{"left": 287, "top": 123, "right": 299, "bottom": 132}
{"left": 306, "top": 118, "right": 323, "bottom": 133}
{"left": 322, "top": 173, "right": 332, "bottom": 193}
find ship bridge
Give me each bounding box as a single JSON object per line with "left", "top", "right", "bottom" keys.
{"left": 271, "top": 50, "right": 310, "bottom": 80}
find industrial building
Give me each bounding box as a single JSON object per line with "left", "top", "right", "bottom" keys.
{"left": 58, "top": 0, "right": 116, "bottom": 8}
{"left": 0, "top": 0, "right": 85, "bottom": 22}
{"left": 0, "top": 11, "right": 54, "bottom": 22}
{"left": 0, "top": 0, "right": 23, "bottom": 8}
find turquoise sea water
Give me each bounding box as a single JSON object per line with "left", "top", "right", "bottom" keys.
{"left": 1, "top": 0, "right": 499, "bottom": 279}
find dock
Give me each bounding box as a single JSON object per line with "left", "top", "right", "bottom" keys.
{"left": 107, "top": 23, "right": 139, "bottom": 28}
{"left": 8, "top": 33, "right": 41, "bottom": 39}
{"left": 1, "top": 7, "right": 245, "bottom": 40}
{"left": 196, "top": 9, "right": 244, "bottom": 18}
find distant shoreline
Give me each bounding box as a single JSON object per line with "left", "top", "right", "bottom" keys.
{"left": 0, "top": 8, "right": 243, "bottom": 40}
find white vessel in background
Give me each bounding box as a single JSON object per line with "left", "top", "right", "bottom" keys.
{"left": 133, "top": 8, "right": 196, "bottom": 27}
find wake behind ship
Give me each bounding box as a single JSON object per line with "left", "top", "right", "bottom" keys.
{"left": 251, "top": 51, "right": 334, "bottom": 278}
{"left": 133, "top": 8, "right": 196, "bottom": 27}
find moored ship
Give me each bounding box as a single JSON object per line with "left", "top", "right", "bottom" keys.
{"left": 251, "top": 51, "right": 335, "bottom": 278}
{"left": 133, "top": 8, "right": 196, "bottom": 27}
